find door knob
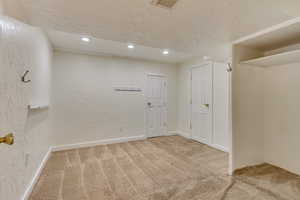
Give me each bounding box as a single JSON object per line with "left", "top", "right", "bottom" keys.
{"left": 147, "top": 102, "right": 152, "bottom": 106}
{"left": 0, "top": 133, "right": 14, "bottom": 145}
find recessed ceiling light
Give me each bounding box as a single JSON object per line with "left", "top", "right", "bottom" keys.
{"left": 81, "top": 37, "right": 90, "bottom": 42}
{"left": 128, "top": 44, "right": 135, "bottom": 49}
{"left": 163, "top": 50, "right": 169, "bottom": 55}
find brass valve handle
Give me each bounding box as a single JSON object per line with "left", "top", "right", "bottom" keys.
{"left": 0, "top": 133, "right": 14, "bottom": 145}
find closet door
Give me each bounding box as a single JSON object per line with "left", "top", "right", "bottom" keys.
{"left": 191, "top": 63, "right": 213, "bottom": 145}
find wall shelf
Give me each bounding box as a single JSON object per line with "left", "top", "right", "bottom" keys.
{"left": 113, "top": 87, "right": 142, "bottom": 92}
{"left": 28, "top": 105, "right": 49, "bottom": 110}
{"left": 241, "top": 49, "right": 300, "bottom": 67}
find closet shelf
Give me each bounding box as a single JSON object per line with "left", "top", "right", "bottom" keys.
{"left": 241, "top": 49, "right": 300, "bottom": 67}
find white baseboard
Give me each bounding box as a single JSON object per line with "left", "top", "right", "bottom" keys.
{"left": 176, "top": 130, "right": 191, "bottom": 139}
{"left": 22, "top": 147, "right": 52, "bottom": 200}
{"left": 52, "top": 135, "right": 146, "bottom": 152}
{"left": 210, "top": 143, "right": 229, "bottom": 153}
{"left": 176, "top": 130, "right": 228, "bottom": 153}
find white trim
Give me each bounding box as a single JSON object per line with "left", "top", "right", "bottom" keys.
{"left": 147, "top": 129, "right": 228, "bottom": 153}
{"left": 210, "top": 144, "right": 229, "bottom": 153}
{"left": 177, "top": 130, "right": 228, "bottom": 153}
{"left": 228, "top": 60, "right": 233, "bottom": 175}
{"left": 52, "top": 135, "right": 146, "bottom": 152}
{"left": 212, "top": 62, "right": 230, "bottom": 154}
{"left": 176, "top": 130, "right": 191, "bottom": 139}
{"left": 22, "top": 148, "right": 52, "bottom": 200}
{"left": 233, "top": 17, "right": 300, "bottom": 44}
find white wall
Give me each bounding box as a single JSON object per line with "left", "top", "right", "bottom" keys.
{"left": 0, "top": 0, "right": 28, "bottom": 22}
{"left": 0, "top": 0, "right": 4, "bottom": 14}
{"left": 51, "top": 52, "right": 178, "bottom": 146}
{"left": 29, "top": 37, "right": 52, "bottom": 107}
{"left": 0, "top": 16, "right": 52, "bottom": 200}
{"left": 213, "top": 62, "right": 229, "bottom": 151}
{"left": 232, "top": 45, "right": 300, "bottom": 175}
{"left": 264, "top": 63, "right": 300, "bottom": 175}
{"left": 231, "top": 45, "right": 265, "bottom": 171}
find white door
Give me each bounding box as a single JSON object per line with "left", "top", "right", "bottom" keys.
{"left": 191, "top": 64, "right": 213, "bottom": 145}
{"left": 146, "top": 74, "right": 167, "bottom": 138}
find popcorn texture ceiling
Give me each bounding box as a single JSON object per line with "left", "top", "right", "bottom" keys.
{"left": 19, "top": 0, "right": 300, "bottom": 61}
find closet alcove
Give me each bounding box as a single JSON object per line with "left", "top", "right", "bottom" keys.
{"left": 231, "top": 17, "right": 300, "bottom": 175}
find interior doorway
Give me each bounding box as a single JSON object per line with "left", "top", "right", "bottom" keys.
{"left": 145, "top": 74, "right": 167, "bottom": 138}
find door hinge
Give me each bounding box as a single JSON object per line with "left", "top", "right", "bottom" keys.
{"left": 190, "top": 99, "right": 192, "bottom": 104}
{"left": 190, "top": 121, "right": 192, "bottom": 129}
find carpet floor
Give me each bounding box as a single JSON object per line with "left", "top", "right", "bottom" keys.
{"left": 29, "top": 136, "right": 300, "bottom": 200}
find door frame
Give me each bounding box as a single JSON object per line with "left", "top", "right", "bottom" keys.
{"left": 211, "top": 62, "right": 230, "bottom": 152}
{"left": 145, "top": 73, "right": 168, "bottom": 138}
{"left": 190, "top": 61, "right": 232, "bottom": 176}
{"left": 190, "top": 62, "right": 214, "bottom": 145}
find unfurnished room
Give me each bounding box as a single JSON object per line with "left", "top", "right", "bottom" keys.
{"left": 1, "top": 0, "right": 300, "bottom": 200}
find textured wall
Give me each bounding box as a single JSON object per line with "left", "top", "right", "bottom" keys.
{"left": 51, "top": 52, "right": 178, "bottom": 146}
{"left": 0, "top": 16, "right": 52, "bottom": 200}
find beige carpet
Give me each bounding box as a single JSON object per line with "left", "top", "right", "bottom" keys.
{"left": 29, "top": 136, "right": 300, "bottom": 200}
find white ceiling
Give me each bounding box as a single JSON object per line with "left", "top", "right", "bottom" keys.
{"left": 46, "top": 30, "right": 193, "bottom": 63}
{"left": 19, "top": 0, "right": 300, "bottom": 63}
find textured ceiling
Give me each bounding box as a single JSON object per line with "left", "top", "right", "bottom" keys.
{"left": 19, "top": 0, "right": 300, "bottom": 61}
{"left": 46, "top": 30, "right": 193, "bottom": 63}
